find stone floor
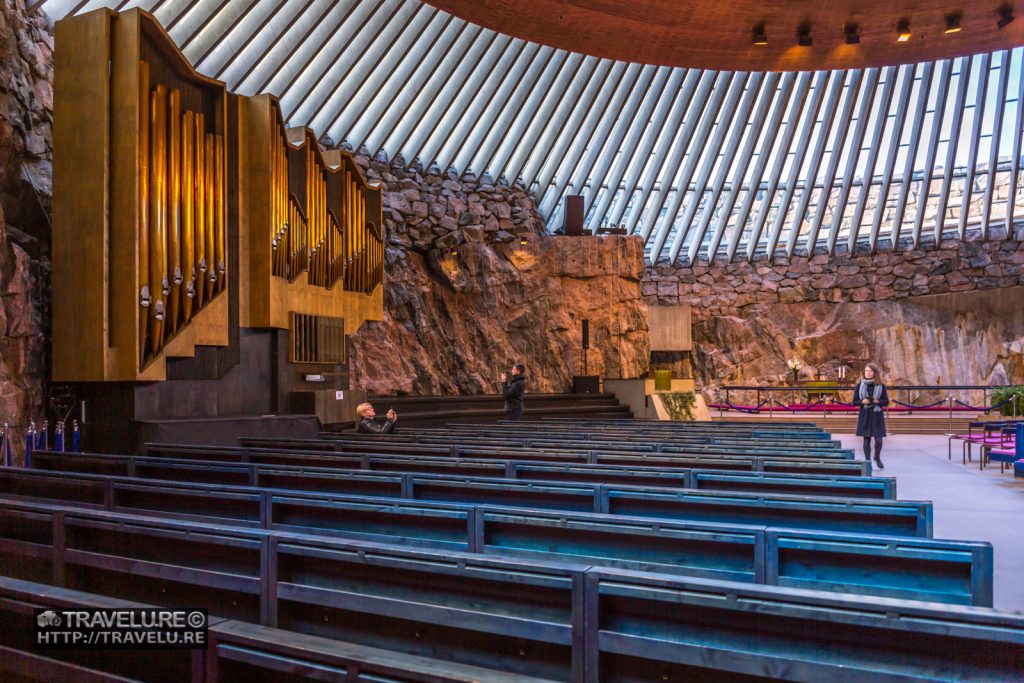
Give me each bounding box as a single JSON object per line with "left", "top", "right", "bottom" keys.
{"left": 836, "top": 433, "right": 1024, "bottom": 612}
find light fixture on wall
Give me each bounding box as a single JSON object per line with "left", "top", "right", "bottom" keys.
{"left": 944, "top": 13, "right": 962, "bottom": 34}
{"left": 896, "top": 19, "right": 911, "bottom": 42}
{"left": 752, "top": 24, "right": 768, "bottom": 45}
{"left": 797, "top": 24, "right": 813, "bottom": 46}
{"left": 997, "top": 5, "right": 1015, "bottom": 29}
{"left": 844, "top": 23, "right": 860, "bottom": 44}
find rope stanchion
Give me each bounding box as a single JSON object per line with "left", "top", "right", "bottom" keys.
{"left": 715, "top": 399, "right": 773, "bottom": 414}
{"left": 952, "top": 397, "right": 1017, "bottom": 411}
{"left": 891, "top": 398, "right": 949, "bottom": 409}
{"left": 947, "top": 395, "right": 954, "bottom": 436}
{"left": 771, "top": 400, "right": 827, "bottom": 413}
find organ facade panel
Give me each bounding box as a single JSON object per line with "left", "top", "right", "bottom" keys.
{"left": 52, "top": 8, "right": 384, "bottom": 383}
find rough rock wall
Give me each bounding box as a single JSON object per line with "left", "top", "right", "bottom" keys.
{"left": 644, "top": 235, "right": 1024, "bottom": 395}
{"left": 0, "top": 1, "right": 51, "bottom": 457}
{"left": 348, "top": 156, "right": 649, "bottom": 395}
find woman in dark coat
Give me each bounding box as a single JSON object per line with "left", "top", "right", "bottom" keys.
{"left": 853, "top": 363, "right": 889, "bottom": 469}
{"left": 500, "top": 363, "right": 526, "bottom": 421}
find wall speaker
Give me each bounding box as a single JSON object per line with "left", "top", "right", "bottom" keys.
{"left": 564, "top": 195, "right": 584, "bottom": 236}
{"left": 582, "top": 319, "right": 590, "bottom": 349}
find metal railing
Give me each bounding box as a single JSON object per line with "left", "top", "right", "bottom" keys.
{"left": 713, "top": 384, "right": 1022, "bottom": 433}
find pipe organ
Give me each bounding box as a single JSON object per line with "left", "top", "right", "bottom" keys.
{"left": 52, "top": 8, "right": 384, "bottom": 383}
{"left": 137, "top": 67, "right": 227, "bottom": 365}
{"left": 240, "top": 95, "right": 383, "bottom": 331}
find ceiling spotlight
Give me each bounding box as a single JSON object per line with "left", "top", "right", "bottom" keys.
{"left": 797, "top": 24, "right": 812, "bottom": 46}
{"left": 945, "top": 13, "right": 962, "bottom": 33}
{"left": 997, "top": 5, "right": 1015, "bottom": 29}
{"left": 896, "top": 19, "right": 911, "bottom": 42}
{"left": 752, "top": 24, "right": 768, "bottom": 45}
{"left": 844, "top": 23, "right": 860, "bottom": 44}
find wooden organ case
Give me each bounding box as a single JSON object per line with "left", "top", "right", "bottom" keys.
{"left": 51, "top": 9, "right": 384, "bottom": 449}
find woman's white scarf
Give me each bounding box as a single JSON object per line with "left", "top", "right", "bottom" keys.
{"left": 859, "top": 379, "right": 883, "bottom": 413}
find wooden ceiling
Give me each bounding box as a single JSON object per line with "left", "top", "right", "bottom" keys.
{"left": 422, "top": 1, "right": 1024, "bottom": 71}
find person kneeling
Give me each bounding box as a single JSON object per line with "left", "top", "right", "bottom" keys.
{"left": 356, "top": 403, "right": 397, "bottom": 434}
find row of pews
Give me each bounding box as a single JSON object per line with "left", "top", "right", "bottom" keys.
{"left": 1, "top": 418, "right": 1022, "bottom": 681}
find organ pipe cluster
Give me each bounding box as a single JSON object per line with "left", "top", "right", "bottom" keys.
{"left": 344, "top": 168, "right": 383, "bottom": 295}
{"left": 138, "top": 60, "right": 226, "bottom": 364}
{"left": 267, "top": 122, "right": 383, "bottom": 294}
{"left": 51, "top": 8, "right": 385, "bottom": 383}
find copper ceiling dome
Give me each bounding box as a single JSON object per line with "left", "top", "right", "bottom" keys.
{"left": 423, "top": 0, "right": 1023, "bottom": 70}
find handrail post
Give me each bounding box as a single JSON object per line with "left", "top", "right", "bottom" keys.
{"left": 769, "top": 396, "right": 774, "bottom": 422}
{"left": 947, "top": 395, "right": 954, "bottom": 436}
{"left": 823, "top": 397, "right": 829, "bottom": 431}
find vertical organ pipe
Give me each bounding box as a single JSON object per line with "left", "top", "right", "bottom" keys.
{"left": 167, "top": 88, "right": 182, "bottom": 333}
{"left": 148, "top": 84, "right": 168, "bottom": 354}
{"left": 138, "top": 60, "right": 151, "bottom": 364}
{"left": 181, "top": 110, "right": 195, "bottom": 320}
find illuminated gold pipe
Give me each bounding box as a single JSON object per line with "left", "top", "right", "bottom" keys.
{"left": 272, "top": 129, "right": 282, "bottom": 278}
{"left": 215, "top": 133, "right": 225, "bottom": 293}
{"left": 205, "top": 133, "right": 216, "bottom": 296}
{"left": 343, "top": 174, "right": 350, "bottom": 290}
{"left": 359, "top": 191, "right": 365, "bottom": 292}
{"left": 167, "top": 89, "right": 181, "bottom": 334}
{"left": 149, "top": 84, "right": 167, "bottom": 355}
{"left": 303, "top": 149, "right": 311, "bottom": 286}
{"left": 346, "top": 173, "right": 354, "bottom": 290}
{"left": 138, "top": 61, "right": 151, "bottom": 364}
{"left": 181, "top": 110, "right": 195, "bottom": 322}
{"left": 317, "top": 169, "right": 322, "bottom": 286}
{"left": 194, "top": 113, "right": 206, "bottom": 308}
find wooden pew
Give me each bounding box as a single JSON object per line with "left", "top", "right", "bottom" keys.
{"left": 10, "top": 461, "right": 926, "bottom": 537}
{"left": 1, "top": 508, "right": 1017, "bottom": 681}
{"left": 0, "top": 576, "right": 552, "bottom": 683}
{"left": 148, "top": 441, "right": 873, "bottom": 476}
{"left": 0, "top": 503, "right": 586, "bottom": 681}
{"left": 246, "top": 436, "right": 857, "bottom": 461}
{"left": 38, "top": 449, "right": 888, "bottom": 498}
{"left": 586, "top": 568, "right": 1023, "bottom": 681}
{"left": 0, "top": 489, "right": 991, "bottom": 606}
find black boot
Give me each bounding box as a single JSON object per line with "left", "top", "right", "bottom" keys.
{"left": 874, "top": 457, "right": 884, "bottom": 470}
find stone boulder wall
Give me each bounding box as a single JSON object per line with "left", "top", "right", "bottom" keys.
{"left": 0, "top": 1, "right": 53, "bottom": 251}
{"left": 353, "top": 153, "right": 544, "bottom": 252}
{"left": 696, "top": 289, "right": 1024, "bottom": 398}
{"left": 0, "top": 203, "right": 45, "bottom": 441}
{"left": 645, "top": 235, "right": 1024, "bottom": 395}
{"left": 0, "top": 1, "right": 52, "bottom": 461}
{"left": 349, "top": 236, "right": 649, "bottom": 396}
{"left": 346, "top": 151, "right": 649, "bottom": 396}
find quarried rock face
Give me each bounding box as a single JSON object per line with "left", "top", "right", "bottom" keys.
{"left": 350, "top": 236, "right": 649, "bottom": 395}
{"left": 645, "top": 235, "right": 1024, "bottom": 397}
{"left": 346, "top": 151, "right": 649, "bottom": 396}
{"left": 695, "top": 289, "right": 1024, "bottom": 399}
{"left": 0, "top": 1, "right": 52, "bottom": 462}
